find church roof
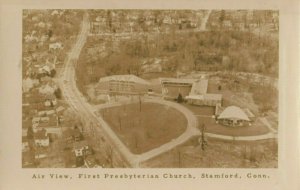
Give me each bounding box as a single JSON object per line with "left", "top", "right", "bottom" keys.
{"left": 218, "top": 106, "right": 250, "bottom": 121}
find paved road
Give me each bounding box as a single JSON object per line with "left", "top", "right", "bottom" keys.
{"left": 59, "top": 13, "right": 137, "bottom": 167}
{"left": 198, "top": 10, "right": 212, "bottom": 31}
{"left": 205, "top": 132, "right": 277, "bottom": 141}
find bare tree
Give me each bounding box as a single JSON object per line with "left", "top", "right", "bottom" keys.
{"left": 106, "top": 145, "right": 113, "bottom": 168}
{"left": 199, "top": 124, "right": 208, "bottom": 151}
{"left": 177, "top": 148, "right": 182, "bottom": 168}
{"left": 139, "top": 94, "right": 142, "bottom": 112}
{"left": 133, "top": 132, "right": 139, "bottom": 151}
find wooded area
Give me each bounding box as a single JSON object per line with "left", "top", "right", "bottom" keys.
{"left": 76, "top": 30, "right": 278, "bottom": 92}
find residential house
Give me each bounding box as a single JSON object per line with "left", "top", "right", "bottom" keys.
{"left": 49, "top": 42, "right": 63, "bottom": 51}
{"left": 73, "top": 140, "right": 90, "bottom": 157}
{"left": 22, "top": 136, "right": 29, "bottom": 152}
{"left": 22, "top": 77, "right": 39, "bottom": 93}
{"left": 38, "top": 83, "right": 57, "bottom": 95}
{"left": 34, "top": 149, "right": 48, "bottom": 159}
{"left": 32, "top": 117, "right": 41, "bottom": 125}
{"left": 34, "top": 129, "right": 50, "bottom": 147}
{"left": 162, "top": 16, "right": 172, "bottom": 24}
{"left": 56, "top": 106, "right": 65, "bottom": 113}
{"left": 51, "top": 10, "right": 59, "bottom": 16}
{"left": 223, "top": 20, "right": 233, "bottom": 28}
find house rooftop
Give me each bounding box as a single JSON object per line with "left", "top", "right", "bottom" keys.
{"left": 218, "top": 106, "right": 250, "bottom": 121}
{"left": 34, "top": 129, "right": 48, "bottom": 140}
{"left": 190, "top": 79, "right": 208, "bottom": 95}
{"left": 73, "top": 140, "right": 89, "bottom": 149}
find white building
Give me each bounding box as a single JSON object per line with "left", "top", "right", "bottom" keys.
{"left": 217, "top": 106, "right": 251, "bottom": 127}
{"left": 49, "top": 42, "right": 63, "bottom": 50}
{"left": 38, "top": 83, "right": 57, "bottom": 95}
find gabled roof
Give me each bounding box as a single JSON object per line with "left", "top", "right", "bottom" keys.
{"left": 190, "top": 79, "right": 208, "bottom": 95}
{"left": 160, "top": 77, "right": 196, "bottom": 84}
{"left": 218, "top": 106, "right": 250, "bottom": 121}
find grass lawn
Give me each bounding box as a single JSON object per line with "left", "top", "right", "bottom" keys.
{"left": 181, "top": 103, "right": 215, "bottom": 115}
{"left": 198, "top": 116, "right": 270, "bottom": 136}
{"left": 100, "top": 102, "right": 187, "bottom": 154}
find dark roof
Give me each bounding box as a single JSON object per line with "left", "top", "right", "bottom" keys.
{"left": 34, "top": 129, "right": 48, "bottom": 140}
{"left": 45, "top": 94, "right": 56, "bottom": 100}
{"left": 73, "top": 140, "right": 89, "bottom": 149}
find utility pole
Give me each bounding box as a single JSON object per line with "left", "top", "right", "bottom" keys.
{"left": 118, "top": 115, "right": 122, "bottom": 131}
{"left": 139, "top": 94, "right": 142, "bottom": 112}
{"left": 178, "top": 149, "right": 181, "bottom": 168}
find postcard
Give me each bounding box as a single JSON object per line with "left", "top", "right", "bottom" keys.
{"left": 0, "top": 0, "right": 299, "bottom": 189}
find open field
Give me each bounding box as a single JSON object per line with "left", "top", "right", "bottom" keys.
{"left": 100, "top": 102, "right": 187, "bottom": 154}
{"left": 141, "top": 136, "right": 278, "bottom": 168}
{"left": 181, "top": 104, "right": 215, "bottom": 115}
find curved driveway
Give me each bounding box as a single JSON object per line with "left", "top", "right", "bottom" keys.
{"left": 96, "top": 98, "right": 199, "bottom": 166}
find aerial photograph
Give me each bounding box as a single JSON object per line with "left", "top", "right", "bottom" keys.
{"left": 22, "top": 9, "right": 278, "bottom": 168}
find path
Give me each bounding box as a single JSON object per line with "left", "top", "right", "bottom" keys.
{"left": 205, "top": 132, "right": 277, "bottom": 141}
{"left": 198, "top": 10, "right": 212, "bottom": 31}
